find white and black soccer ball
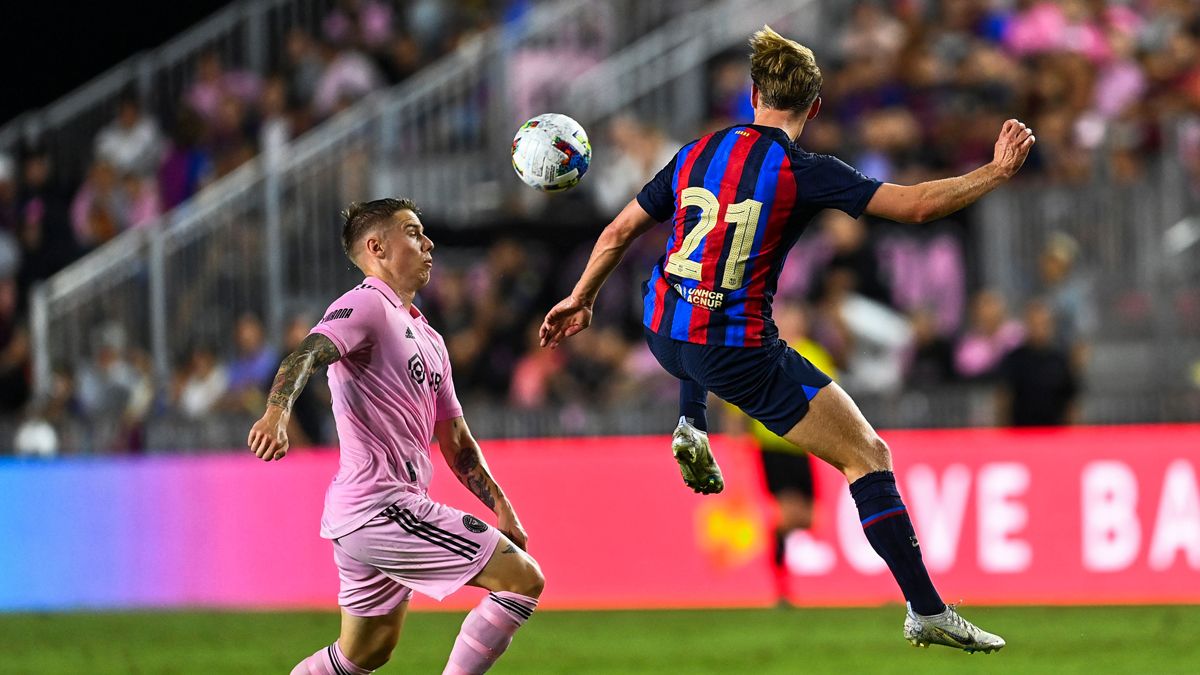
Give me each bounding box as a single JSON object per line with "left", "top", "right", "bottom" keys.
{"left": 510, "top": 113, "right": 592, "bottom": 192}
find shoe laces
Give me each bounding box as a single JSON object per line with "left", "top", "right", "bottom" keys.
{"left": 943, "top": 603, "right": 975, "bottom": 634}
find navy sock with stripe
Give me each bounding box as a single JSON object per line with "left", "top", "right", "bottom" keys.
{"left": 849, "top": 471, "right": 944, "bottom": 616}
{"left": 679, "top": 379, "right": 708, "bottom": 432}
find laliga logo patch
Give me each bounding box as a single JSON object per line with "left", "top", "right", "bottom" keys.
{"left": 407, "top": 354, "right": 443, "bottom": 390}
{"left": 462, "top": 515, "right": 489, "bottom": 533}
{"left": 407, "top": 354, "right": 425, "bottom": 384}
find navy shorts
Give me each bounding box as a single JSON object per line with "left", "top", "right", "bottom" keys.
{"left": 644, "top": 329, "right": 833, "bottom": 436}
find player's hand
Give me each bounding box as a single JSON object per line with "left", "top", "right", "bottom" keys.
{"left": 991, "top": 118, "right": 1036, "bottom": 178}
{"left": 539, "top": 295, "right": 593, "bottom": 349}
{"left": 497, "top": 507, "right": 529, "bottom": 551}
{"left": 247, "top": 408, "right": 289, "bottom": 461}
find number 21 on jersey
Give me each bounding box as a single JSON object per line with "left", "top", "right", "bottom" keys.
{"left": 664, "top": 186, "right": 764, "bottom": 290}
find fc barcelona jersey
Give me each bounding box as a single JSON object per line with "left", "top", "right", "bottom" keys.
{"left": 637, "top": 124, "right": 881, "bottom": 347}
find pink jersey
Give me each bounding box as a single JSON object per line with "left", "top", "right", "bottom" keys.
{"left": 309, "top": 277, "right": 463, "bottom": 539}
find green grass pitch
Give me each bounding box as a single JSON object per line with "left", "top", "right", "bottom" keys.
{"left": 4, "top": 605, "right": 1198, "bottom": 674}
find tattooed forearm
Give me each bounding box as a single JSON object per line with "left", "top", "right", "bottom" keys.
{"left": 450, "top": 443, "right": 498, "bottom": 510}
{"left": 454, "top": 446, "right": 480, "bottom": 474}
{"left": 466, "top": 473, "right": 497, "bottom": 511}
{"left": 266, "top": 333, "right": 341, "bottom": 411}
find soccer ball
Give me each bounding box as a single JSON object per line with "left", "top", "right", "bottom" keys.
{"left": 510, "top": 113, "right": 592, "bottom": 192}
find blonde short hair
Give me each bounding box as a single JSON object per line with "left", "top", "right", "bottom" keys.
{"left": 749, "top": 25, "right": 822, "bottom": 114}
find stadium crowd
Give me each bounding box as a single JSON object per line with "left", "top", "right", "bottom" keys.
{"left": 6, "top": 0, "right": 1200, "bottom": 453}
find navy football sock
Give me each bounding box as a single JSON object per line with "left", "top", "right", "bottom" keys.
{"left": 679, "top": 379, "right": 709, "bottom": 432}
{"left": 773, "top": 528, "right": 786, "bottom": 569}
{"left": 849, "top": 471, "right": 945, "bottom": 616}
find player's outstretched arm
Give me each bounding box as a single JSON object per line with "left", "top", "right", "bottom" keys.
{"left": 865, "top": 119, "right": 1035, "bottom": 224}
{"left": 539, "top": 198, "right": 659, "bottom": 348}
{"left": 435, "top": 416, "right": 529, "bottom": 550}
{"left": 247, "top": 333, "right": 341, "bottom": 462}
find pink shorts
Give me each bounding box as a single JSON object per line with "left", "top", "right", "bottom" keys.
{"left": 333, "top": 492, "right": 502, "bottom": 616}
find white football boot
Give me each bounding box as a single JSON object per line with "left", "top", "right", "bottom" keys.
{"left": 904, "top": 603, "right": 1006, "bottom": 654}
{"left": 671, "top": 416, "right": 724, "bottom": 495}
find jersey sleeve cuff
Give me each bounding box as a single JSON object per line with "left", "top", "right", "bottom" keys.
{"left": 436, "top": 405, "right": 464, "bottom": 422}
{"left": 308, "top": 325, "right": 349, "bottom": 358}
{"left": 636, "top": 192, "right": 671, "bottom": 223}
{"left": 846, "top": 179, "right": 883, "bottom": 219}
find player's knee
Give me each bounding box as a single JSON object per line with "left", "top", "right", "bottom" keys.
{"left": 841, "top": 435, "right": 892, "bottom": 482}
{"left": 861, "top": 435, "right": 892, "bottom": 472}
{"left": 519, "top": 557, "right": 546, "bottom": 598}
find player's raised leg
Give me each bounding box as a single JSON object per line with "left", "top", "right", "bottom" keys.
{"left": 291, "top": 602, "right": 408, "bottom": 674}
{"left": 444, "top": 535, "right": 545, "bottom": 675}
{"left": 782, "top": 382, "right": 1005, "bottom": 653}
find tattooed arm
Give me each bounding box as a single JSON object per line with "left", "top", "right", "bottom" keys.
{"left": 247, "top": 333, "right": 341, "bottom": 462}
{"left": 434, "top": 416, "right": 529, "bottom": 550}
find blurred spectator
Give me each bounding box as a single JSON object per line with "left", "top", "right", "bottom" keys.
{"left": 313, "top": 44, "right": 383, "bottom": 117}
{"left": 779, "top": 300, "right": 837, "bottom": 379}
{"left": 0, "top": 267, "right": 30, "bottom": 414}
{"left": 509, "top": 318, "right": 566, "bottom": 408}
{"left": 70, "top": 162, "right": 124, "bottom": 248}
{"left": 186, "top": 52, "right": 262, "bottom": 123}
{"left": 709, "top": 56, "right": 754, "bottom": 124}
{"left": 824, "top": 211, "right": 891, "bottom": 306}
{"left": 123, "top": 173, "right": 162, "bottom": 229}
{"left": 258, "top": 76, "right": 294, "bottom": 160}
{"left": 1034, "top": 231, "right": 1096, "bottom": 365}
{"left": 464, "top": 240, "right": 545, "bottom": 395}
{"left": 94, "top": 93, "right": 164, "bottom": 177}
{"left": 819, "top": 267, "right": 912, "bottom": 395}
{"left": 904, "top": 307, "right": 956, "bottom": 389}
{"left": 324, "top": 0, "right": 394, "bottom": 50}
{"left": 173, "top": 343, "right": 229, "bottom": 419}
{"left": 118, "top": 349, "right": 155, "bottom": 452}
{"left": 285, "top": 29, "right": 327, "bottom": 106}
{"left": 839, "top": 1, "right": 907, "bottom": 64}
{"left": 0, "top": 154, "right": 16, "bottom": 234}
{"left": 407, "top": 0, "right": 456, "bottom": 55}
{"left": 853, "top": 107, "right": 924, "bottom": 183}
{"left": 16, "top": 144, "right": 77, "bottom": 296}
{"left": 955, "top": 289, "right": 1024, "bottom": 380}
{"left": 592, "top": 117, "right": 680, "bottom": 216}
{"left": 158, "top": 109, "right": 213, "bottom": 210}
{"left": 75, "top": 323, "right": 140, "bottom": 420}
{"left": 223, "top": 313, "right": 279, "bottom": 413}
{"left": 378, "top": 34, "right": 423, "bottom": 84}
{"left": 71, "top": 162, "right": 160, "bottom": 249}
{"left": 208, "top": 95, "right": 257, "bottom": 178}
{"left": 998, "top": 300, "right": 1080, "bottom": 426}
{"left": 559, "top": 325, "right": 630, "bottom": 405}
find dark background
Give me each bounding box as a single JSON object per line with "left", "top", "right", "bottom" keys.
{"left": 0, "top": 0, "right": 232, "bottom": 124}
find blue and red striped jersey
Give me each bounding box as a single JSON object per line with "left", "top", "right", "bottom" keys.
{"left": 636, "top": 124, "right": 881, "bottom": 347}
